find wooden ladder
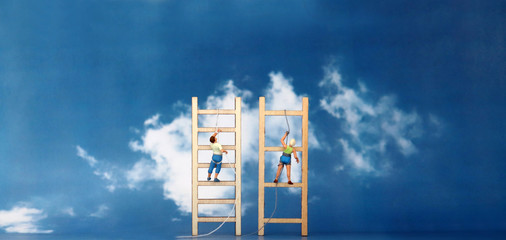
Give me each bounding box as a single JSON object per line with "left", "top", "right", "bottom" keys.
{"left": 191, "top": 97, "right": 242, "bottom": 236}
{"left": 258, "top": 96, "right": 309, "bottom": 236}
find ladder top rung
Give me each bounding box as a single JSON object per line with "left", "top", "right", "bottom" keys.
{"left": 198, "top": 198, "right": 236, "bottom": 204}
{"left": 198, "top": 181, "right": 236, "bottom": 186}
{"left": 198, "top": 217, "right": 236, "bottom": 222}
{"left": 263, "top": 218, "right": 302, "bottom": 223}
{"left": 197, "top": 127, "right": 236, "bottom": 132}
{"left": 198, "top": 145, "right": 236, "bottom": 150}
{"left": 264, "top": 110, "right": 303, "bottom": 116}
{"left": 197, "top": 163, "right": 235, "bottom": 168}
{"left": 198, "top": 109, "right": 236, "bottom": 115}
{"left": 264, "top": 146, "right": 303, "bottom": 152}
{"left": 264, "top": 182, "right": 303, "bottom": 188}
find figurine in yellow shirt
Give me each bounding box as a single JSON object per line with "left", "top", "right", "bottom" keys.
{"left": 274, "top": 131, "right": 299, "bottom": 184}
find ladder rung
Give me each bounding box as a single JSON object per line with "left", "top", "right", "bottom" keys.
{"left": 265, "top": 110, "right": 303, "bottom": 116}
{"left": 198, "top": 217, "right": 236, "bottom": 222}
{"left": 264, "top": 218, "right": 302, "bottom": 223}
{"left": 198, "top": 199, "right": 236, "bottom": 204}
{"left": 197, "top": 163, "right": 235, "bottom": 168}
{"left": 198, "top": 145, "right": 236, "bottom": 150}
{"left": 198, "top": 181, "right": 236, "bottom": 186}
{"left": 264, "top": 182, "right": 303, "bottom": 188}
{"left": 264, "top": 146, "right": 303, "bottom": 152}
{"left": 198, "top": 109, "right": 236, "bottom": 115}
{"left": 198, "top": 127, "right": 236, "bottom": 132}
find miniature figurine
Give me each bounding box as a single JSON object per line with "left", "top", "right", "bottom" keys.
{"left": 274, "top": 131, "right": 299, "bottom": 184}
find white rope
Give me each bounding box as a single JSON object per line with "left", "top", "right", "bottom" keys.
{"left": 177, "top": 110, "right": 237, "bottom": 238}
{"left": 237, "top": 110, "right": 290, "bottom": 236}
{"left": 215, "top": 109, "right": 220, "bottom": 133}
{"left": 244, "top": 110, "right": 290, "bottom": 236}
{"left": 177, "top": 154, "right": 237, "bottom": 239}
{"left": 242, "top": 172, "right": 279, "bottom": 236}
{"left": 284, "top": 109, "right": 290, "bottom": 145}
{"left": 179, "top": 108, "right": 287, "bottom": 237}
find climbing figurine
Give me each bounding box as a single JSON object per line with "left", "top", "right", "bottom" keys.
{"left": 274, "top": 131, "right": 299, "bottom": 184}
{"left": 208, "top": 129, "right": 228, "bottom": 182}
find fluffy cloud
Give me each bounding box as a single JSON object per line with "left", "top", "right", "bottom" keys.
{"left": 127, "top": 80, "right": 250, "bottom": 216}
{"left": 320, "top": 64, "right": 423, "bottom": 174}
{"left": 264, "top": 72, "right": 321, "bottom": 185}
{"left": 76, "top": 145, "right": 97, "bottom": 167}
{"left": 127, "top": 74, "right": 321, "bottom": 215}
{"left": 0, "top": 204, "right": 53, "bottom": 234}
{"left": 144, "top": 114, "right": 161, "bottom": 127}
{"left": 76, "top": 146, "right": 119, "bottom": 192}
{"left": 62, "top": 207, "right": 75, "bottom": 217}
{"left": 128, "top": 113, "right": 194, "bottom": 213}
{"left": 73, "top": 73, "right": 320, "bottom": 218}
{"left": 89, "top": 204, "right": 109, "bottom": 218}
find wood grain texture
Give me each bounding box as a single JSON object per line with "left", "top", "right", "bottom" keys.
{"left": 191, "top": 97, "right": 198, "bottom": 236}
{"left": 198, "top": 109, "right": 236, "bottom": 115}
{"left": 257, "top": 97, "right": 309, "bottom": 236}
{"left": 198, "top": 145, "right": 236, "bottom": 150}
{"left": 234, "top": 97, "right": 242, "bottom": 236}
{"left": 198, "top": 127, "right": 236, "bottom": 132}
{"left": 192, "top": 97, "right": 242, "bottom": 236}
{"left": 197, "top": 163, "right": 235, "bottom": 168}
{"left": 264, "top": 182, "right": 303, "bottom": 188}
{"left": 198, "top": 217, "right": 236, "bottom": 222}
{"left": 198, "top": 199, "right": 236, "bottom": 204}
{"left": 264, "top": 218, "right": 302, "bottom": 224}
{"left": 258, "top": 97, "right": 265, "bottom": 236}
{"left": 302, "top": 97, "right": 309, "bottom": 236}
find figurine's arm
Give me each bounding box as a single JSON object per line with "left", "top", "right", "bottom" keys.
{"left": 211, "top": 129, "right": 221, "bottom": 138}
{"left": 280, "top": 131, "right": 289, "bottom": 149}
{"left": 293, "top": 150, "right": 299, "bottom": 163}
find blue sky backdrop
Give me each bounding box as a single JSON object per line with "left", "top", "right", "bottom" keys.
{"left": 1, "top": 0, "right": 505, "bottom": 238}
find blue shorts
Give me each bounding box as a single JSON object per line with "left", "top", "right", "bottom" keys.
{"left": 208, "top": 155, "right": 223, "bottom": 173}
{"left": 279, "top": 155, "right": 291, "bottom": 166}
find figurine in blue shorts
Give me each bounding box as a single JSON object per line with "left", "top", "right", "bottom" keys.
{"left": 208, "top": 129, "right": 228, "bottom": 182}
{"left": 274, "top": 131, "right": 299, "bottom": 184}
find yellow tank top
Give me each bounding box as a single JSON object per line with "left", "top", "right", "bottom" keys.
{"left": 283, "top": 146, "right": 293, "bottom": 154}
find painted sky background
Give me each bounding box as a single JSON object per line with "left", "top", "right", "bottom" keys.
{"left": 1, "top": 0, "right": 505, "bottom": 238}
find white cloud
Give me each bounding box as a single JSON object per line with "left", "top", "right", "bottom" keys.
{"left": 339, "top": 139, "right": 373, "bottom": 172}
{"left": 308, "top": 196, "right": 321, "bottom": 203}
{"left": 429, "top": 113, "right": 444, "bottom": 137}
{"left": 62, "top": 207, "right": 75, "bottom": 217}
{"left": 263, "top": 72, "right": 321, "bottom": 187}
{"left": 76, "top": 145, "right": 97, "bottom": 167}
{"left": 127, "top": 75, "right": 322, "bottom": 215}
{"left": 320, "top": 64, "right": 424, "bottom": 174}
{"left": 126, "top": 158, "right": 157, "bottom": 189}
{"left": 90, "top": 204, "right": 109, "bottom": 218}
{"left": 127, "top": 80, "right": 252, "bottom": 216}
{"left": 358, "top": 81, "right": 368, "bottom": 93}
{"left": 144, "top": 114, "right": 161, "bottom": 127}
{"left": 76, "top": 146, "right": 119, "bottom": 192}
{"left": 0, "top": 204, "right": 53, "bottom": 234}
{"left": 128, "top": 113, "right": 194, "bottom": 213}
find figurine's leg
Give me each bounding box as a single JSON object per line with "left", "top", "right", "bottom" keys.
{"left": 208, "top": 161, "right": 215, "bottom": 181}
{"left": 214, "top": 162, "right": 222, "bottom": 179}
{"left": 286, "top": 164, "right": 291, "bottom": 182}
{"left": 275, "top": 164, "right": 283, "bottom": 180}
